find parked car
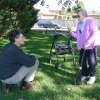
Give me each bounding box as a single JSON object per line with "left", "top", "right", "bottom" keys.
{"left": 37, "top": 21, "right": 62, "bottom": 29}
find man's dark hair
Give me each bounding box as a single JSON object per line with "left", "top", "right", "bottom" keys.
{"left": 8, "top": 29, "right": 24, "bottom": 43}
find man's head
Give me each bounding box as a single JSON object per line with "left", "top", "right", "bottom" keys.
{"left": 8, "top": 29, "right": 25, "bottom": 46}
{"left": 77, "top": 9, "right": 88, "bottom": 23}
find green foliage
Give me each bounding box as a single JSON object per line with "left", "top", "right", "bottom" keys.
{"left": 0, "top": 0, "right": 39, "bottom": 36}
{"left": 72, "top": 1, "right": 85, "bottom": 12}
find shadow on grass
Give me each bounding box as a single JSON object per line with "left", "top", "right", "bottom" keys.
{"left": 0, "top": 83, "right": 72, "bottom": 100}
{"left": 39, "top": 62, "right": 75, "bottom": 85}
{"left": 25, "top": 32, "right": 78, "bottom": 85}
{"left": 0, "top": 32, "right": 80, "bottom": 100}
{"left": 83, "top": 86, "right": 100, "bottom": 100}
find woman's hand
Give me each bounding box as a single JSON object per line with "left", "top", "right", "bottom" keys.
{"left": 67, "top": 26, "right": 73, "bottom": 33}
{"left": 83, "top": 42, "right": 90, "bottom": 50}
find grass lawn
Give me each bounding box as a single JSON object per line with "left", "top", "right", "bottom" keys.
{"left": 0, "top": 32, "right": 100, "bottom": 100}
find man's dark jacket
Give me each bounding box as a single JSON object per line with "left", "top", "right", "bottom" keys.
{"left": 0, "top": 43, "right": 36, "bottom": 80}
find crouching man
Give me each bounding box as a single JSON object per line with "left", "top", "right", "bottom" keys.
{"left": 0, "top": 29, "right": 39, "bottom": 93}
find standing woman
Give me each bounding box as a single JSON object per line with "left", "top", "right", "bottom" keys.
{"left": 68, "top": 9, "right": 100, "bottom": 84}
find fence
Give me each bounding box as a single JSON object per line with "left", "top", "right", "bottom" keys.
{"left": 37, "top": 19, "right": 100, "bottom": 29}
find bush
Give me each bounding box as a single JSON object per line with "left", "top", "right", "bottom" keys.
{"left": 0, "top": 0, "right": 39, "bottom": 36}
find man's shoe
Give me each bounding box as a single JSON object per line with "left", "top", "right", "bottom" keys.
{"left": 20, "top": 82, "right": 36, "bottom": 90}
{"left": 2, "top": 83, "right": 12, "bottom": 94}
{"left": 87, "top": 76, "right": 96, "bottom": 84}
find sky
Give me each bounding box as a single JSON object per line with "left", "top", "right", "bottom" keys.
{"left": 34, "top": 0, "right": 62, "bottom": 10}
{"left": 34, "top": 0, "right": 100, "bottom": 12}
{"left": 81, "top": 0, "right": 100, "bottom": 12}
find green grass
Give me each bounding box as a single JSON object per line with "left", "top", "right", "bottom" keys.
{"left": 0, "top": 32, "right": 100, "bottom": 100}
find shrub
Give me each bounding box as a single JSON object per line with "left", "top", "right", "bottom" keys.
{"left": 0, "top": 0, "right": 39, "bottom": 36}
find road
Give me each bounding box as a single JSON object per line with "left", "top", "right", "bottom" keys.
{"left": 31, "top": 27, "right": 70, "bottom": 34}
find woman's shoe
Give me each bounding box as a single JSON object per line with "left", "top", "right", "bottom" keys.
{"left": 87, "top": 76, "right": 96, "bottom": 84}
{"left": 81, "top": 76, "right": 87, "bottom": 81}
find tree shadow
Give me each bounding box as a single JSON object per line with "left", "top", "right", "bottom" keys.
{"left": 0, "top": 32, "right": 79, "bottom": 99}
{"left": 83, "top": 86, "right": 100, "bottom": 100}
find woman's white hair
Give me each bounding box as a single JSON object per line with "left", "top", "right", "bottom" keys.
{"left": 77, "top": 8, "right": 88, "bottom": 17}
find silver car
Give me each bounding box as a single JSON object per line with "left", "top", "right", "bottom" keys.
{"left": 38, "top": 21, "right": 62, "bottom": 29}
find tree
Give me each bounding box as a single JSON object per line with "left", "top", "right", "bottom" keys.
{"left": 56, "top": 0, "right": 85, "bottom": 19}
{"left": 72, "top": 1, "right": 85, "bottom": 12}
{"left": 57, "top": 0, "right": 77, "bottom": 9}
{"left": 0, "top": 0, "right": 39, "bottom": 36}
